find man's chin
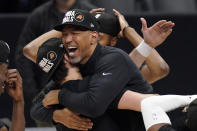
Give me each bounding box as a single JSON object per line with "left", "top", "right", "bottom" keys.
{"left": 69, "top": 57, "right": 81, "bottom": 64}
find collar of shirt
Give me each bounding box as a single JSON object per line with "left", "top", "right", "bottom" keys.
{"left": 79, "top": 43, "right": 102, "bottom": 76}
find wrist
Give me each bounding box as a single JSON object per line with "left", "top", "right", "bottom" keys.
{"left": 136, "top": 40, "right": 153, "bottom": 57}
{"left": 13, "top": 96, "right": 24, "bottom": 104}
{"left": 123, "top": 25, "right": 130, "bottom": 37}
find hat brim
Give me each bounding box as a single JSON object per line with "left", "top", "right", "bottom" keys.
{"left": 54, "top": 22, "right": 96, "bottom": 31}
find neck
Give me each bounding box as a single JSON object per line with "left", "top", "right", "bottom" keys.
{"left": 80, "top": 43, "right": 97, "bottom": 64}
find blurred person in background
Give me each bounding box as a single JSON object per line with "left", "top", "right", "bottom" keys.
{"left": 0, "top": 40, "right": 25, "bottom": 131}
{"left": 15, "top": 0, "right": 97, "bottom": 127}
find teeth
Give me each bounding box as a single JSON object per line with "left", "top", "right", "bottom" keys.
{"left": 68, "top": 47, "right": 77, "bottom": 49}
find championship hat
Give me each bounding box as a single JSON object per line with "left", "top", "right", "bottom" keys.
{"left": 36, "top": 38, "right": 65, "bottom": 82}
{"left": 187, "top": 98, "right": 197, "bottom": 131}
{"left": 54, "top": 9, "right": 99, "bottom": 31}
{"left": 0, "top": 40, "right": 10, "bottom": 63}
{"left": 94, "top": 12, "right": 120, "bottom": 36}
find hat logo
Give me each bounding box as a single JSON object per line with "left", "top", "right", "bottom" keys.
{"left": 63, "top": 11, "right": 75, "bottom": 23}
{"left": 90, "top": 23, "right": 94, "bottom": 27}
{"left": 74, "top": 13, "right": 84, "bottom": 22}
{"left": 47, "top": 51, "right": 57, "bottom": 61}
{"left": 38, "top": 58, "right": 54, "bottom": 73}
{"left": 95, "top": 14, "right": 101, "bottom": 19}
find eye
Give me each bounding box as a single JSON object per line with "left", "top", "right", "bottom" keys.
{"left": 72, "top": 31, "right": 80, "bottom": 35}
{"left": 62, "top": 33, "right": 68, "bottom": 37}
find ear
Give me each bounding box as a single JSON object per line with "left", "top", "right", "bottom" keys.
{"left": 91, "top": 31, "right": 99, "bottom": 44}
{"left": 110, "top": 37, "right": 118, "bottom": 46}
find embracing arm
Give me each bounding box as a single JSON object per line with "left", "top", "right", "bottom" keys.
{"left": 57, "top": 53, "right": 131, "bottom": 118}
{"left": 23, "top": 30, "right": 62, "bottom": 63}
{"left": 31, "top": 98, "right": 55, "bottom": 123}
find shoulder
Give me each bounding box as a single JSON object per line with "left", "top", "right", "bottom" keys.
{"left": 96, "top": 46, "right": 132, "bottom": 69}
{"left": 29, "top": 1, "right": 53, "bottom": 18}
{"left": 100, "top": 46, "right": 131, "bottom": 63}
{"left": 96, "top": 46, "right": 139, "bottom": 71}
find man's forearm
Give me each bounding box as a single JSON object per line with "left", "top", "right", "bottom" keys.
{"left": 129, "top": 49, "right": 146, "bottom": 68}
{"left": 141, "top": 49, "right": 170, "bottom": 84}
{"left": 124, "top": 27, "right": 143, "bottom": 47}
{"left": 23, "top": 30, "right": 62, "bottom": 63}
{"left": 10, "top": 100, "right": 25, "bottom": 131}
{"left": 31, "top": 98, "right": 56, "bottom": 123}
{"left": 125, "top": 27, "right": 147, "bottom": 68}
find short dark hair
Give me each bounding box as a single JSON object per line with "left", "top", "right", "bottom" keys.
{"left": 51, "top": 59, "right": 68, "bottom": 83}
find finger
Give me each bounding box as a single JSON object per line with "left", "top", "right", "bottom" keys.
{"left": 89, "top": 8, "right": 105, "bottom": 14}
{"left": 7, "top": 78, "right": 17, "bottom": 82}
{"left": 165, "top": 29, "right": 173, "bottom": 37}
{"left": 7, "top": 69, "right": 17, "bottom": 74}
{"left": 69, "top": 119, "right": 93, "bottom": 130}
{"left": 140, "top": 17, "right": 147, "bottom": 31}
{"left": 73, "top": 114, "right": 92, "bottom": 123}
{"left": 65, "top": 60, "right": 73, "bottom": 69}
{"left": 113, "top": 9, "right": 120, "bottom": 17}
{"left": 68, "top": 123, "right": 90, "bottom": 131}
{"left": 64, "top": 54, "right": 69, "bottom": 61}
{"left": 71, "top": 119, "right": 93, "bottom": 129}
{"left": 71, "top": 114, "right": 93, "bottom": 127}
{"left": 161, "top": 22, "right": 175, "bottom": 31}
{"left": 160, "top": 23, "right": 175, "bottom": 32}
{"left": 154, "top": 20, "right": 167, "bottom": 28}
{"left": 7, "top": 70, "right": 21, "bottom": 81}
{"left": 7, "top": 72, "right": 17, "bottom": 79}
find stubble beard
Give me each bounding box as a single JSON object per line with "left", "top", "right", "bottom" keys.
{"left": 69, "top": 56, "right": 82, "bottom": 64}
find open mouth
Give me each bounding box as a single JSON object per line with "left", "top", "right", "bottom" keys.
{"left": 67, "top": 47, "right": 78, "bottom": 57}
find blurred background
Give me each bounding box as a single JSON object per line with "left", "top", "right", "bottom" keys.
{"left": 0, "top": 0, "right": 197, "bottom": 129}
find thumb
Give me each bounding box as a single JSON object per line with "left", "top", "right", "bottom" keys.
{"left": 140, "top": 17, "right": 147, "bottom": 31}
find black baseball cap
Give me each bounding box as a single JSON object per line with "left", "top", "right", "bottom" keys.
{"left": 187, "top": 98, "right": 197, "bottom": 131}
{"left": 54, "top": 9, "right": 99, "bottom": 31}
{"left": 94, "top": 12, "right": 120, "bottom": 37}
{"left": 36, "top": 38, "right": 65, "bottom": 82}
{"left": 0, "top": 40, "right": 10, "bottom": 63}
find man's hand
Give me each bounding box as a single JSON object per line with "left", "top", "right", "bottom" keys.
{"left": 141, "top": 18, "right": 175, "bottom": 48}
{"left": 53, "top": 108, "right": 93, "bottom": 131}
{"left": 42, "top": 89, "right": 60, "bottom": 108}
{"left": 89, "top": 8, "right": 105, "bottom": 14}
{"left": 6, "top": 69, "right": 23, "bottom": 102}
{"left": 113, "top": 9, "right": 129, "bottom": 38}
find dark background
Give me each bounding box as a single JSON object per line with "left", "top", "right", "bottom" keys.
{"left": 0, "top": 13, "right": 197, "bottom": 125}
